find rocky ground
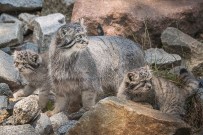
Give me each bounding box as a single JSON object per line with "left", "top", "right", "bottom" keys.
{"left": 0, "top": 0, "right": 203, "bottom": 135}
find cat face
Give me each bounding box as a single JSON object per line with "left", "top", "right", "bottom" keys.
{"left": 125, "top": 65, "right": 154, "bottom": 102}
{"left": 13, "top": 50, "right": 42, "bottom": 74}
{"left": 56, "top": 18, "right": 89, "bottom": 49}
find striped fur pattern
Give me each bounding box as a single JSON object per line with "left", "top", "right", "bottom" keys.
{"left": 13, "top": 50, "right": 50, "bottom": 109}
{"left": 117, "top": 66, "right": 199, "bottom": 118}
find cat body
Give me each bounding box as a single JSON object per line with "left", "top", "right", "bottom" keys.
{"left": 117, "top": 66, "right": 199, "bottom": 117}
{"left": 48, "top": 19, "right": 145, "bottom": 119}
{"left": 13, "top": 50, "right": 50, "bottom": 109}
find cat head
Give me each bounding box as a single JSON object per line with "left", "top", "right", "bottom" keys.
{"left": 125, "top": 65, "right": 154, "bottom": 102}
{"left": 55, "top": 18, "right": 88, "bottom": 49}
{"left": 13, "top": 50, "right": 42, "bottom": 74}
{"left": 126, "top": 65, "right": 152, "bottom": 84}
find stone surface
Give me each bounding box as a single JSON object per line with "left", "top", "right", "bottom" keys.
{"left": 32, "top": 113, "right": 53, "bottom": 135}
{"left": 0, "top": 23, "right": 23, "bottom": 48}
{"left": 41, "top": 0, "right": 75, "bottom": 21}
{"left": 57, "top": 120, "right": 77, "bottom": 135}
{"left": 0, "top": 0, "right": 43, "bottom": 12}
{"left": 18, "top": 13, "right": 38, "bottom": 34}
{"left": 145, "top": 48, "right": 181, "bottom": 69}
{"left": 1, "top": 47, "right": 11, "bottom": 55}
{"left": 32, "top": 13, "right": 65, "bottom": 52}
{"left": 0, "top": 50, "right": 25, "bottom": 90}
{"left": 0, "top": 124, "right": 39, "bottom": 135}
{"left": 72, "top": 0, "right": 203, "bottom": 48}
{"left": 0, "top": 83, "right": 12, "bottom": 97}
{"left": 16, "top": 42, "right": 38, "bottom": 53}
{"left": 50, "top": 112, "right": 68, "bottom": 132}
{"left": 0, "top": 13, "right": 22, "bottom": 24}
{"left": 161, "top": 27, "right": 203, "bottom": 76}
{"left": 12, "top": 95, "right": 40, "bottom": 125}
{"left": 0, "top": 109, "right": 9, "bottom": 124}
{"left": 66, "top": 97, "right": 191, "bottom": 135}
{"left": 0, "top": 96, "right": 8, "bottom": 110}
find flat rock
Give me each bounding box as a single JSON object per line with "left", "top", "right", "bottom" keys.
{"left": 32, "top": 13, "right": 65, "bottom": 52}
{"left": 0, "top": 96, "right": 8, "bottom": 109}
{"left": 0, "top": 83, "right": 12, "bottom": 97}
{"left": 57, "top": 120, "right": 77, "bottom": 135}
{"left": 0, "top": 0, "right": 43, "bottom": 12}
{"left": 0, "top": 124, "right": 39, "bottom": 135}
{"left": 0, "top": 23, "right": 23, "bottom": 48}
{"left": 72, "top": 0, "right": 203, "bottom": 48}
{"left": 32, "top": 113, "right": 53, "bottom": 135}
{"left": 0, "top": 50, "right": 24, "bottom": 90}
{"left": 11, "top": 95, "right": 40, "bottom": 125}
{"left": 161, "top": 27, "right": 203, "bottom": 76}
{"left": 50, "top": 112, "right": 68, "bottom": 132}
{"left": 66, "top": 97, "right": 191, "bottom": 135}
{"left": 16, "top": 42, "right": 38, "bottom": 53}
{"left": 0, "top": 13, "right": 22, "bottom": 24}
{"left": 145, "top": 48, "right": 181, "bottom": 69}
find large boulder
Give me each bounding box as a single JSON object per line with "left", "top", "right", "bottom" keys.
{"left": 0, "top": 124, "right": 39, "bottom": 135}
{"left": 41, "top": 0, "right": 75, "bottom": 21}
{"left": 0, "top": 83, "right": 12, "bottom": 97}
{"left": 0, "top": 23, "right": 23, "bottom": 48}
{"left": 161, "top": 27, "right": 203, "bottom": 76}
{"left": 66, "top": 97, "right": 191, "bottom": 135}
{"left": 71, "top": 0, "right": 203, "bottom": 48}
{"left": 32, "top": 13, "right": 66, "bottom": 52}
{"left": 0, "top": 50, "right": 25, "bottom": 90}
{"left": 0, "top": 0, "right": 43, "bottom": 12}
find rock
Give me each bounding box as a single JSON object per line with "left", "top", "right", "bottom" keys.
{"left": 0, "top": 50, "right": 24, "bottom": 90}
{"left": 18, "top": 13, "right": 38, "bottom": 34}
{"left": 0, "top": 124, "right": 39, "bottom": 135}
{"left": 0, "top": 0, "right": 43, "bottom": 12}
{"left": 11, "top": 95, "right": 40, "bottom": 125}
{"left": 32, "top": 113, "right": 53, "bottom": 135}
{"left": 0, "top": 23, "right": 23, "bottom": 48}
{"left": 161, "top": 27, "right": 203, "bottom": 76}
{"left": 0, "top": 109, "right": 9, "bottom": 124}
{"left": 0, "top": 83, "right": 13, "bottom": 97}
{"left": 1, "top": 47, "right": 11, "bottom": 55}
{"left": 15, "top": 42, "right": 38, "bottom": 53}
{"left": 0, "top": 96, "right": 8, "bottom": 109}
{"left": 0, "top": 13, "right": 22, "bottom": 24}
{"left": 72, "top": 0, "right": 203, "bottom": 48}
{"left": 57, "top": 120, "right": 77, "bottom": 135}
{"left": 66, "top": 97, "right": 191, "bottom": 135}
{"left": 50, "top": 112, "right": 68, "bottom": 132}
{"left": 145, "top": 48, "right": 181, "bottom": 69}
{"left": 41, "top": 0, "right": 75, "bottom": 21}
{"left": 32, "top": 13, "right": 66, "bottom": 52}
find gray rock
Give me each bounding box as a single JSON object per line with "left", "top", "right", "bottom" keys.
{"left": 0, "top": 13, "right": 22, "bottom": 24}
{"left": 0, "top": 124, "right": 39, "bottom": 135}
{"left": 57, "top": 120, "right": 77, "bottom": 135}
{"left": 1, "top": 47, "right": 11, "bottom": 54}
{"left": 145, "top": 48, "right": 181, "bottom": 69}
{"left": 161, "top": 27, "right": 203, "bottom": 76}
{"left": 12, "top": 95, "right": 40, "bottom": 125}
{"left": 0, "top": 23, "right": 23, "bottom": 48}
{"left": 0, "top": 0, "right": 43, "bottom": 12}
{"left": 0, "top": 83, "right": 12, "bottom": 97}
{"left": 162, "top": 27, "right": 203, "bottom": 59}
{"left": 16, "top": 42, "right": 38, "bottom": 53}
{"left": 50, "top": 112, "right": 68, "bottom": 132}
{"left": 18, "top": 13, "right": 38, "bottom": 34}
{"left": 0, "top": 50, "right": 24, "bottom": 90}
{"left": 32, "top": 113, "right": 53, "bottom": 135}
{"left": 0, "top": 96, "right": 8, "bottom": 110}
{"left": 32, "top": 13, "right": 65, "bottom": 52}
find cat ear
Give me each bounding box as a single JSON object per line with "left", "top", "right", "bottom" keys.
{"left": 127, "top": 72, "right": 135, "bottom": 81}
{"left": 33, "top": 54, "right": 42, "bottom": 64}
{"left": 144, "top": 65, "right": 150, "bottom": 70}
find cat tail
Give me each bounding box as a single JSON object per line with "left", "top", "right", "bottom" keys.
{"left": 179, "top": 68, "right": 199, "bottom": 96}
